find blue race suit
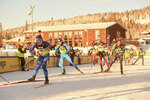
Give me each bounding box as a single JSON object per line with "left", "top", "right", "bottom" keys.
{"left": 55, "top": 43, "right": 77, "bottom": 69}
{"left": 29, "top": 41, "right": 52, "bottom": 77}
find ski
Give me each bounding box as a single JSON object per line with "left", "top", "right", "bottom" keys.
{"left": 93, "top": 71, "right": 113, "bottom": 74}
{"left": 93, "top": 72, "right": 102, "bottom": 74}
{"left": 3, "top": 80, "right": 44, "bottom": 86}
{"left": 35, "top": 83, "right": 52, "bottom": 88}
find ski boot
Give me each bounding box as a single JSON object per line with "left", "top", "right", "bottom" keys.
{"left": 28, "top": 75, "right": 36, "bottom": 82}
{"left": 100, "top": 67, "right": 103, "bottom": 72}
{"left": 93, "top": 61, "right": 96, "bottom": 65}
{"left": 75, "top": 67, "right": 84, "bottom": 74}
{"left": 104, "top": 67, "right": 110, "bottom": 72}
{"left": 121, "top": 71, "right": 124, "bottom": 75}
{"left": 61, "top": 69, "right": 66, "bottom": 75}
{"left": 44, "top": 77, "right": 49, "bottom": 84}
{"left": 22, "top": 67, "right": 26, "bottom": 71}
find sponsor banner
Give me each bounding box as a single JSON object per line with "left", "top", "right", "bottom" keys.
{"left": 0, "top": 57, "right": 21, "bottom": 72}
{"left": 0, "top": 56, "right": 93, "bottom": 72}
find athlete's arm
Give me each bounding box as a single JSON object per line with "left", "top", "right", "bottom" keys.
{"left": 29, "top": 43, "right": 37, "bottom": 56}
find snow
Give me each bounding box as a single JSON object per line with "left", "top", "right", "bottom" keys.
{"left": 138, "top": 19, "right": 150, "bottom": 24}
{"left": 1, "top": 56, "right": 150, "bottom": 100}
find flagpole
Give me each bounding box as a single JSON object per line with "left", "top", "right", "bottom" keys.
{"left": 28, "top": 5, "right": 36, "bottom": 46}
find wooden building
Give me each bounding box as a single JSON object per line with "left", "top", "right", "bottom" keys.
{"left": 24, "top": 22, "right": 126, "bottom": 47}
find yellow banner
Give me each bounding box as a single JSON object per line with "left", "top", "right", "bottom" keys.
{"left": 0, "top": 56, "right": 93, "bottom": 72}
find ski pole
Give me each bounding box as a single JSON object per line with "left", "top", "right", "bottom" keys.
{"left": 25, "top": 58, "right": 35, "bottom": 67}
{"left": 0, "top": 75, "right": 9, "bottom": 83}
{"left": 24, "top": 45, "right": 53, "bottom": 70}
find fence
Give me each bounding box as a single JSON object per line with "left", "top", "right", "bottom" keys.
{"left": 0, "top": 56, "right": 93, "bottom": 72}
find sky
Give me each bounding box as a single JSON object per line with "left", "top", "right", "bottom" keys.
{"left": 0, "top": 0, "right": 150, "bottom": 30}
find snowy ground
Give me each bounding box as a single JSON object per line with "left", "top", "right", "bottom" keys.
{"left": 0, "top": 56, "right": 150, "bottom": 100}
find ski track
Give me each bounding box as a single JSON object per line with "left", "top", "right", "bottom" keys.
{"left": 0, "top": 56, "right": 150, "bottom": 100}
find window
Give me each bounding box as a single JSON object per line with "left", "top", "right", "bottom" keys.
{"left": 79, "top": 31, "right": 83, "bottom": 46}
{"left": 74, "top": 31, "right": 82, "bottom": 47}
{"left": 74, "top": 31, "right": 78, "bottom": 46}
{"left": 54, "top": 32, "right": 58, "bottom": 44}
{"left": 95, "top": 30, "right": 100, "bottom": 40}
{"left": 69, "top": 32, "right": 72, "bottom": 46}
{"left": 26, "top": 34, "right": 33, "bottom": 39}
{"left": 117, "top": 31, "right": 120, "bottom": 38}
{"left": 79, "top": 31, "right": 82, "bottom": 40}
{"left": 49, "top": 33, "right": 52, "bottom": 43}
{"left": 13, "top": 44, "right": 16, "bottom": 49}
{"left": 26, "top": 34, "right": 29, "bottom": 39}
{"left": 106, "top": 30, "right": 110, "bottom": 44}
{"left": 59, "top": 32, "right": 62, "bottom": 38}
{"left": 64, "top": 32, "right": 68, "bottom": 44}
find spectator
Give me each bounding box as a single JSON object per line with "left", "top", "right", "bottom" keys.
{"left": 17, "top": 43, "right": 27, "bottom": 71}
{"left": 56, "top": 49, "right": 60, "bottom": 67}
{"left": 70, "top": 46, "right": 75, "bottom": 66}
{"left": 132, "top": 48, "right": 146, "bottom": 65}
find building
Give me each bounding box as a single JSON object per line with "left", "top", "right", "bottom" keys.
{"left": 5, "top": 36, "right": 25, "bottom": 49}
{"left": 24, "top": 22, "right": 126, "bottom": 47}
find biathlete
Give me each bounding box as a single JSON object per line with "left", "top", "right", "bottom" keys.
{"left": 28, "top": 35, "right": 53, "bottom": 84}
{"left": 90, "top": 42, "right": 98, "bottom": 65}
{"left": 55, "top": 39, "right": 83, "bottom": 75}
{"left": 96, "top": 41, "right": 109, "bottom": 72}
{"left": 104, "top": 39, "right": 125, "bottom": 74}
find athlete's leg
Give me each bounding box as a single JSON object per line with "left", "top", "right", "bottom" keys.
{"left": 65, "top": 54, "right": 76, "bottom": 67}
{"left": 42, "top": 56, "right": 49, "bottom": 77}
{"left": 119, "top": 56, "right": 123, "bottom": 74}
{"left": 102, "top": 53, "right": 109, "bottom": 67}
{"left": 61, "top": 54, "right": 66, "bottom": 70}
{"left": 28, "top": 57, "right": 42, "bottom": 81}
{"left": 132, "top": 56, "right": 140, "bottom": 65}
{"left": 64, "top": 53, "right": 83, "bottom": 74}
{"left": 98, "top": 53, "right": 103, "bottom": 72}
{"left": 33, "top": 57, "right": 43, "bottom": 76}
{"left": 42, "top": 56, "right": 49, "bottom": 84}
{"left": 142, "top": 56, "right": 144, "bottom": 65}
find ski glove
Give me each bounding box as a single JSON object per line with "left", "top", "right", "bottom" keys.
{"left": 34, "top": 55, "right": 38, "bottom": 59}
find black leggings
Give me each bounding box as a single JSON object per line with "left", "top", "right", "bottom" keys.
{"left": 109, "top": 54, "right": 123, "bottom": 73}
{"left": 19, "top": 57, "right": 25, "bottom": 68}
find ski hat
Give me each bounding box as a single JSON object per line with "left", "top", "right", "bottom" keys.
{"left": 36, "top": 35, "right": 42, "bottom": 40}
{"left": 58, "top": 38, "right": 62, "bottom": 43}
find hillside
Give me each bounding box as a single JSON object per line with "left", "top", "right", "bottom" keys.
{"left": 2, "top": 6, "right": 150, "bottom": 40}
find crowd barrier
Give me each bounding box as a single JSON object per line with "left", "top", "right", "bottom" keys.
{"left": 0, "top": 56, "right": 93, "bottom": 73}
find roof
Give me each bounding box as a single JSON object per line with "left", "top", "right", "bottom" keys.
{"left": 24, "top": 22, "right": 125, "bottom": 32}
{"left": 6, "top": 36, "right": 25, "bottom": 42}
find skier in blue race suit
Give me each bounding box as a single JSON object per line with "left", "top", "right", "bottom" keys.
{"left": 28, "top": 35, "right": 53, "bottom": 84}
{"left": 55, "top": 39, "right": 83, "bottom": 75}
